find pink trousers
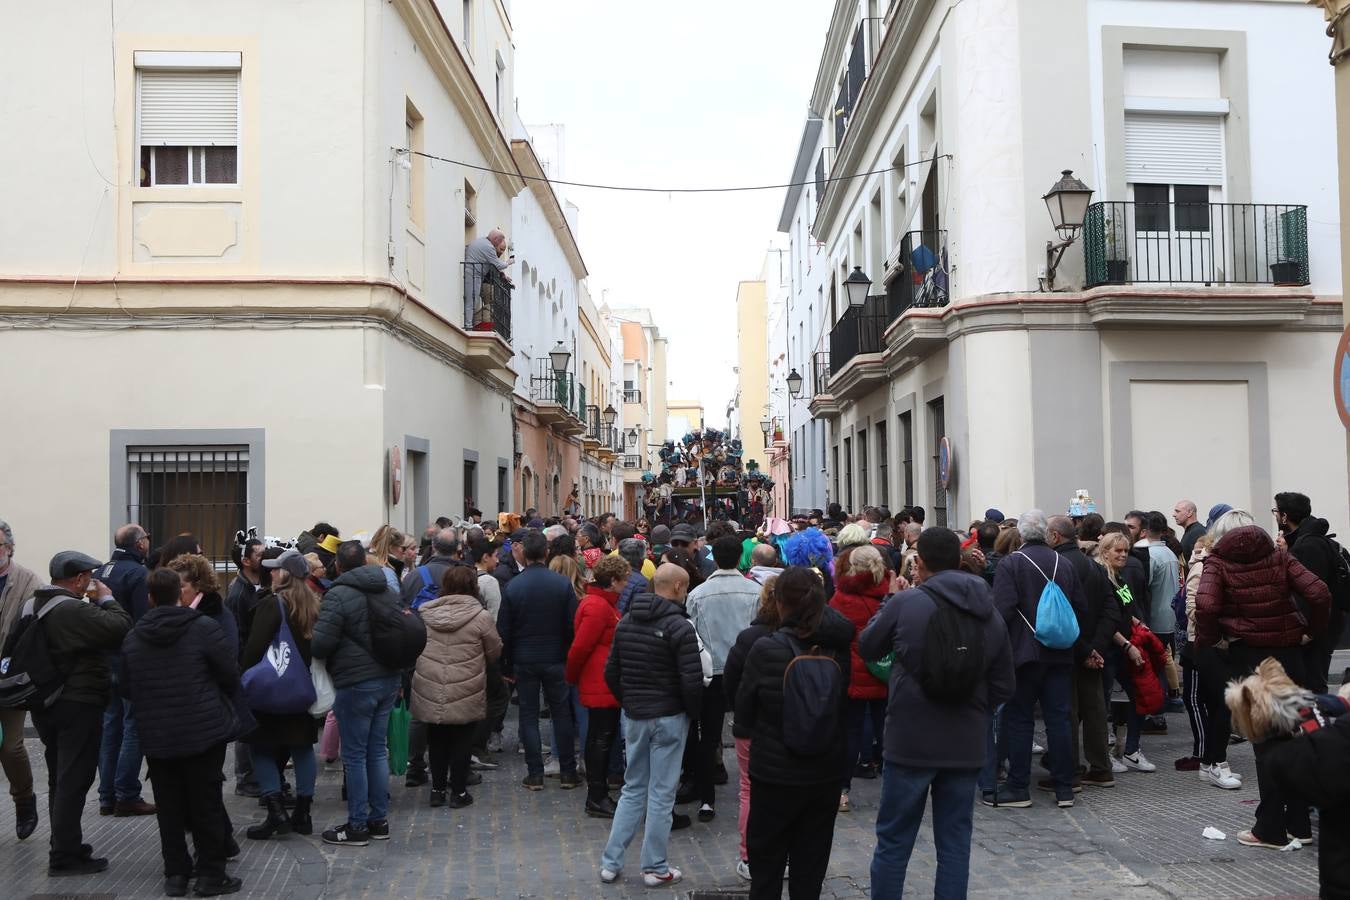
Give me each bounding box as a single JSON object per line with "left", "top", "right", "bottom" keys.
{"left": 736, "top": 736, "right": 751, "bottom": 862}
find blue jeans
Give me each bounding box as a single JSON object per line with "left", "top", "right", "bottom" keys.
{"left": 1004, "top": 661, "right": 1073, "bottom": 795}
{"left": 871, "top": 764, "right": 980, "bottom": 899}
{"left": 97, "top": 677, "right": 143, "bottom": 806}
{"left": 977, "top": 705, "right": 1005, "bottom": 793}
{"left": 252, "top": 743, "right": 317, "bottom": 798}
{"left": 333, "top": 675, "right": 399, "bottom": 828}
{"left": 550, "top": 685, "right": 587, "bottom": 761}
{"left": 602, "top": 713, "right": 688, "bottom": 875}
{"left": 516, "top": 662, "right": 576, "bottom": 778}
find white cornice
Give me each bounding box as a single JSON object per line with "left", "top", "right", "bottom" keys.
{"left": 511, "top": 139, "right": 589, "bottom": 279}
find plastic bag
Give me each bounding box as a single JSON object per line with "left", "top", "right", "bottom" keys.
{"left": 387, "top": 701, "right": 410, "bottom": 775}
{"left": 308, "top": 658, "right": 335, "bottom": 717}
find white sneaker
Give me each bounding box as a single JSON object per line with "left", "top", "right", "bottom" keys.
{"left": 1110, "top": 757, "right": 1128, "bottom": 774}
{"left": 642, "top": 867, "right": 682, "bottom": 888}
{"left": 1032, "top": 741, "right": 1045, "bottom": 754}
{"left": 1122, "top": 751, "right": 1156, "bottom": 773}
{"left": 470, "top": 755, "right": 499, "bottom": 771}
{"left": 1201, "top": 763, "right": 1242, "bottom": 790}
{"left": 543, "top": 758, "right": 561, "bottom": 777}
{"left": 736, "top": 860, "right": 751, "bottom": 882}
{"left": 1216, "top": 761, "right": 1243, "bottom": 782}
{"left": 486, "top": 733, "right": 504, "bottom": 753}
{"left": 599, "top": 866, "right": 619, "bottom": 884}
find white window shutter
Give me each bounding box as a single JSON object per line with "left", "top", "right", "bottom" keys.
{"left": 138, "top": 71, "right": 239, "bottom": 146}
{"left": 1124, "top": 113, "right": 1224, "bottom": 186}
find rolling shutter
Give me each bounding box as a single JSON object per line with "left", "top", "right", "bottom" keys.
{"left": 1124, "top": 113, "right": 1223, "bottom": 185}
{"left": 138, "top": 70, "right": 239, "bottom": 146}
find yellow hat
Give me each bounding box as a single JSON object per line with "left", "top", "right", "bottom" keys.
{"left": 318, "top": 534, "right": 342, "bottom": 554}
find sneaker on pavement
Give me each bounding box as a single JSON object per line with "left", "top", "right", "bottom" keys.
{"left": 470, "top": 754, "right": 499, "bottom": 771}
{"left": 321, "top": 823, "right": 370, "bottom": 846}
{"left": 466, "top": 771, "right": 483, "bottom": 786}
{"left": 448, "top": 792, "right": 473, "bottom": 809}
{"left": 1200, "top": 763, "right": 1242, "bottom": 790}
{"left": 366, "top": 818, "right": 390, "bottom": 840}
{"left": 522, "top": 774, "right": 544, "bottom": 791}
{"left": 980, "top": 788, "right": 1032, "bottom": 808}
{"left": 1056, "top": 793, "right": 1074, "bottom": 809}
{"left": 642, "top": 867, "right": 682, "bottom": 888}
{"left": 1031, "top": 741, "right": 1045, "bottom": 754}
{"left": 671, "top": 811, "right": 691, "bottom": 830}
{"left": 49, "top": 856, "right": 109, "bottom": 876}
{"left": 736, "top": 860, "right": 752, "bottom": 882}
{"left": 559, "top": 772, "right": 584, "bottom": 790}
{"left": 599, "top": 866, "right": 620, "bottom": 884}
{"left": 1122, "top": 751, "right": 1156, "bottom": 772}
{"left": 1110, "top": 756, "right": 1128, "bottom": 774}
{"left": 1216, "top": 761, "right": 1243, "bottom": 782}
{"left": 1036, "top": 778, "right": 1082, "bottom": 794}
{"left": 698, "top": 802, "right": 715, "bottom": 822}
{"left": 486, "top": 733, "right": 504, "bottom": 753}
{"left": 405, "top": 770, "right": 429, "bottom": 788}
{"left": 114, "top": 799, "right": 158, "bottom": 817}
{"left": 543, "top": 759, "right": 562, "bottom": 777}
{"left": 1081, "top": 770, "right": 1115, "bottom": 788}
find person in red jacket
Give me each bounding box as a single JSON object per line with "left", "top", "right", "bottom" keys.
{"left": 1194, "top": 510, "right": 1332, "bottom": 850}
{"left": 1127, "top": 619, "right": 1166, "bottom": 719}
{"left": 829, "top": 545, "right": 890, "bottom": 812}
{"left": 566, "top": 554, "right": 630, "bottom": 819}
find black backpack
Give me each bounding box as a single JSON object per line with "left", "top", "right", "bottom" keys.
{"left": 915, "top": 585, "right": 986, "bottom": 704}
{"left": 365, "top": 591, "right": 427, "bottom": 670}
{"left": 0, "top": 595, "right": 73, "bottom": 711}
{"left": 1324, "top": 536, "right": 1350, "bottom": 614}
{"left": 774, "top": 630, "right": 844, "bottom": 756}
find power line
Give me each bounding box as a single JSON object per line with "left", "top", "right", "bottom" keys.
{"left": 400, "top": 148, "right": 953, "bottom": 194}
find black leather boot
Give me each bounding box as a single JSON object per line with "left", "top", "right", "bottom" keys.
{"left": 290, "top": 796, "right": 312, "bottom": 835}
{"left": 245, "top": 794, "right": 291, "bottom": 840}
{"left": 15, "top": 795, "right": 38, "bottom": 840}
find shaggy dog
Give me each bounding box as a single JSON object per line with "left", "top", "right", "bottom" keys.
{"left": 1226, "top": 657, "right": 1350, "bottom": 742}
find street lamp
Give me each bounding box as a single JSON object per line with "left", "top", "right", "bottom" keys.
{"left": 601, "top": 404, "right": 617, "bottom": 426}
{"left": 786, "top": 368, "right": 804, "bottom": 398}
{"left": 549, "top": 341, "right": 571, "bottom": 376}
{"left": 627, "top": 427, "right": 639, "bottom": 448}
{"left": 843, "top": 266, "right": 872, "bottom": 308}
{"left": 1041, "top": 169, "right": 1093, "bottom": 291}
{"left": 760, "top": 418, "right": 771, "bottom": 448}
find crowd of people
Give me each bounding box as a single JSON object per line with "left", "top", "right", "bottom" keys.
{"left": 0, "top": 489, "right": 1345, "bottom": 898}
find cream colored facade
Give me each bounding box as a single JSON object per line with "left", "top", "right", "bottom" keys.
{"left": 793, "top": 0, "right": 1346, "bottom": 532}
{"left": 667, "top": 401, "right": 705, "bottom": 441}
{"left": 610, "top": 308, "right": 670, "bottom": 517}
{"left": 578, "top": 284, "right": 621, "bottom": 516}
{"left": 731, "top": 281, "right": 771, "bottom": 470}
{"left": 0, "top": 0, "right": 528, "bottom": 564}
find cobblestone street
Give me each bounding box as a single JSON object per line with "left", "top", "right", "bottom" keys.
{"left": 0, "top": 708, "right": 1326, "bottom": 899}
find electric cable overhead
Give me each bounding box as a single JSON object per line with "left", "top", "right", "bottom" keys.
{"left": 398, "top": 148, "right": 953, "bottom": 194}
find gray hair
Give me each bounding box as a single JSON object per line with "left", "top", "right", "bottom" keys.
{"left": 874, "top": 522, "right": 893, "bottom": 540}
{"left": 0, "top": 519, "right": 11, "bottom": 547}
{"left": 1209, "top": 509, "right": 1257, "bottom": 543}
{"left": 618, "top": 538, "right": 647, "bottom": 570}
{"left": 466, "top": 525, "right": 485, "bottom": 544}
{"left": 543, "top": 524, "right": 567, "bottom": 542}
{"left": 1018, "top": 509, "right": 1049, "bottom": 543}
{"left": 432, "top": 528, "right": 460, "bottom": 556}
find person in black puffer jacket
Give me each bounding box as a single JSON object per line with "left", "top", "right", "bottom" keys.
{"left": 599, "top": 563, "right": 703, "bottom": 887}
{"left": 722, "top": 576, "right": 781, "bottom": 882}
{"left": 735, "top": 566, "right": 853, "bottom": 899}
{"left": 121, "top": 567, "right": 241, "bottom": 897}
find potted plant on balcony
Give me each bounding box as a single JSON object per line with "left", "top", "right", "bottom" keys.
{"left": 1268, "top": 209, "right": 1306, "bottom": 286}
{"left": 1104, "top": 213, "right": 1129, "bottom": 283}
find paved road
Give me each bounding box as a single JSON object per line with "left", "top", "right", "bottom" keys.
{"left": 0, "top": 709, "right": 1324, "bottom": 898}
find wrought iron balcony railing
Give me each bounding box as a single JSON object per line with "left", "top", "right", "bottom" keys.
{"left": 812, "top": 350, "right": 831, "bottom": 397}
{"left": 622, "top": 454, "right": 643, "bottom": 469}
{"left": 584, "top": 405, "right": 600, "bottom": 440}
{"left": 461, "top": 261, "right": 513, "bottom": 342}
{"left": 1084, "top": 201, "right": 1309, "bottom": 288}
{"left": 885, "top": 230, "right": 949, "bottom": 315}
{"left": 529, "top": 360, "right": 575, "bottom": 410}
{"left": 829, "top": 294, "right": 890, "bottom": 374}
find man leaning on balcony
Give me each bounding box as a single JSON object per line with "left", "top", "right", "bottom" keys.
{"left": 463, "top": 229, "right": 513, "bottom": 330}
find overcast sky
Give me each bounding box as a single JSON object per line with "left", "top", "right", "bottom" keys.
{"left": 512, "top": 1, "right": 832, "bottom": 427}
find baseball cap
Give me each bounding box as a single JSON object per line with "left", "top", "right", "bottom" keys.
{"left": 650, "top": 525, "right": 672, "bottom": 544}
{"left": 49, "top": 550, "right": 104, "bottom": 581}
{"left": 984, "top": 508, "right": 1005, "bottom": 523}
{"left": 262, "top": 548, "right": 310, "bottom": 580}
{"left": 670, "top": 524, "right": 696, "bottom": 544}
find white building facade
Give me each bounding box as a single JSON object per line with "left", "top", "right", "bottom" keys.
{"left": 795, "top": 0, "right": 1346, "bottom": 531}
{"left": 0, "top": 0, "right": 530, "bottom": 564}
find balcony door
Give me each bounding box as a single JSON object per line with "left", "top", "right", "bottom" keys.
{"left": 1127, "top": 182, "right": 1219, "bottom": 283}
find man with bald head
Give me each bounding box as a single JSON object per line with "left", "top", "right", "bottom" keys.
{"left": 463, "top": 228, "right": 514, "bottom": 328}
{"left": 600, "top": 563, "right": 704, "bottom": 887}
{"left": 1173, "top": 500, "right": 1204, "bottom": 564}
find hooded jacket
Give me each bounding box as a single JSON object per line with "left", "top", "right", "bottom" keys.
{"left": 829, "top": 571, "right": 890, "bottom": 700}
{"left": 604, "top": 592, "right": 702, "bottom": 721}
{"left": 99, "top": 548, "right": 149, "bottom": 623}
{"left": 1287, "top": 517, "right": 1339, "bottom": 600}
{"left": 31, "top": 586, "right": 130, "bottom": 706}
{"left": 1194, "top": 526, "right": 1331, "bottom": 647}
{"left": 410, "top": 594, "right": 501, "bottom": 725}
{"left": 724, "top": 617, "right": 775, "bottom": 740}
{"left": 859, "top": 570, "right": 1015, "bottom": 769}
{"left": 120, "top": 605, "right": 238, "bottom": 758}
{"left": 311, "top": 565, "right": 400, "bottom": 689}
{"left": 565, "top": 584, "right": 621, "bottom": 708}
{"left": 734, "top": 606, "right": 854, "bottom": 785}
{"left": 992, "top": 540, "right": 1084, "bottom": 668}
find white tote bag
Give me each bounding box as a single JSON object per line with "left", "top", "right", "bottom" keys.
{"left": 308, "top": 657, "right": 335, "bottom": 717}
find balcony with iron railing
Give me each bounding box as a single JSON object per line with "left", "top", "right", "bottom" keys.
{"left": 829, "top": 294, "right": 890, "bottom": 374}
{"left": 1083, "top": 201, "right": 1309, "bottom": 288}
{"left": 884, "top": 230, "right": 950, "bottom": 316}
{"left": 621, "top": 454, "right": 644, "bottom": 470}
{"left": 461, "top": 261, "right": 513, "bottom": 342}
{"left": 582, "top": 405, "right": 602, "bottom": 446}
{"left": 529, "top": 361, "right": 582, "bottom": 432}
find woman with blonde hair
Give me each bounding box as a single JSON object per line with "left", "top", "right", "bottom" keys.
{"left": 1182, "top": 532, "right": 1240, "bottom": 788}
{"left": 549, "top": 553, "right": 587, "bottom": 602}
{"left": 829, "top": 545, "right": 889, "bottom": 811}
{"left": 1097, "top": 531, "right": 1152, "bottom": 773}
{"left": 366, "top": 525, "right": 403, "bottom": 592}
{"left": 723, "top": 574, "right": 782, "bottom": 882}
{"left": 834, "top": 523, "right": 869, "bottom": 553}
{"left": 241, "top": 551, "right": 323, "bottom": 838}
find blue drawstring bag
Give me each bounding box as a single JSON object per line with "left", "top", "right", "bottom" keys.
{"left": 241, "top": 597, "right": 316, "bottom": 715}
{"left": 1014, "top": 551, "right": 1080, "bottom": 650}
